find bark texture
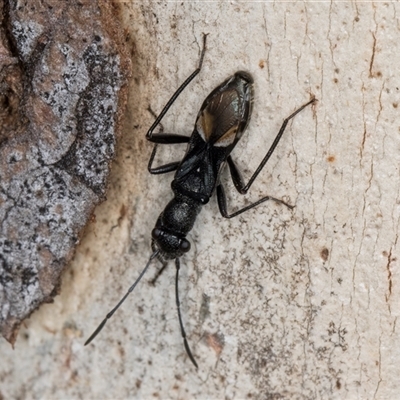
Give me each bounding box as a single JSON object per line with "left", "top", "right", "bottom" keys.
{"left": 0, "top": 0, "right": 130, "bottom": 343}
{"left": 1, "top": 2, "right": 399, "bottom": 400}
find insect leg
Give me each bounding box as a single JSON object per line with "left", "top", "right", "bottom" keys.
{"left": 175, "top": 257, "right": 198, "bottom": 368}
{"left": 217, "top": 98, "right": 316, "bottom": 219}
{"left": 147, "top": 109, "right": 190, "bottom": 174}
{"left": 146, "top": 34, "right": 207, "bottom": 142}
{"left": 146, "top": 35, "right": 207, "bottom": 175}
{"left": 148, "top": 143, "right": 185, "bottom": 175}
{"left": 234, "top": 98, "right": 316, "bottom": 194}
{"left": 217, "top": 182, "right": 293, "bottom": 219}
{"left": 149, "top": 259, "right": 168, "bottom": 285}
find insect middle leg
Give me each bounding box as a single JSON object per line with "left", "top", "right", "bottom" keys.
{"left": 148, "top": 143, "right": 188, "bottom": 175}
{"left": 217, "top": 98, "right": 316, "bottom": 219}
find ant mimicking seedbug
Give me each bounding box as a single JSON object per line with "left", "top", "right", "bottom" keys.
{"left": 85, "top": 35, "right": 316, "bottom": 368}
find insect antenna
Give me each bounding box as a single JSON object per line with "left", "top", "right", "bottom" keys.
{"left": 84, "top": 250, "right": 160, "bottom": 346}
{"left": 175, "top": 258, "right": 198, "bottom": 369}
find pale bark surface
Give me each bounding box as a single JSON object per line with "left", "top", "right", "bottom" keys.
{"left": 1, "top": 2, "right": 399, "bottom": 399}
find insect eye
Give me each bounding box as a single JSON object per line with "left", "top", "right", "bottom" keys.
{"left": 180, "top": 239, "right": 191, "bottom": 252}
{"left": 152, "top": 228, "right": 162, "bottom": 239}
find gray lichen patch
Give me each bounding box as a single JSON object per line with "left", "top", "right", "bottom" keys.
{"left": 11, "top": 19, "right": 44, "bottom": 60}
{"left": 0, "top": 0, "right": 130, "bottom": 344}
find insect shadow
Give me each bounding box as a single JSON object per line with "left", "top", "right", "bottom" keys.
{"left": 85, "top": 35, "right": 316, "bottom": 369}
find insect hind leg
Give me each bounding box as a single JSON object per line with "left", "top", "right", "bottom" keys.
{"left": 146, "top": 34, "right": 207, "bottom": 142}
{"left": 217, "top": 98, "right": 316, "bottom": 219}
{"left": 147, "top": 107, "right": 190, "bottom": 174}
{"left": 146, "top": 35, "right": 207, "bottom": 175}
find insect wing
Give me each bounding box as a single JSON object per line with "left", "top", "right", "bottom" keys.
{"left": 196, "top": 73, "right": 253, "bottom": 148}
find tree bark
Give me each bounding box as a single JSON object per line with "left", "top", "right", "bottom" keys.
{"left": 1, "top": 2, "right": 399, "bottom": 399}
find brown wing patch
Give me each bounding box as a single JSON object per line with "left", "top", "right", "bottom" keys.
{"left": 197, "top": 87, "right": 241, "bottom": 145}
{"left": 214, "top": 124, "right": 238, "bottom": 147}
{"left": 197, "top": 109, "right": 214, "bottom": 141}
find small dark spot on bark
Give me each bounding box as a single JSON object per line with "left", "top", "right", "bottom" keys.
{"left": 327, "top": 155, "right": 335, "bottom": 163}
{"left": 321, "top": 247, "right": 329, "bottom": 261}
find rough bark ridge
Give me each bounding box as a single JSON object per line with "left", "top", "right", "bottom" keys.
{"left": 0, "top": 0, "right": 130, "bottom": 344}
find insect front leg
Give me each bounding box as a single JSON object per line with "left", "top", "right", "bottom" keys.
{"left": 149, "top": 258, "right": 168, "bottom": 285}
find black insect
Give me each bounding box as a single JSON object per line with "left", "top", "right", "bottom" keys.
{"left": 85, "top": 35, "right": 315, "bottom": 368}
